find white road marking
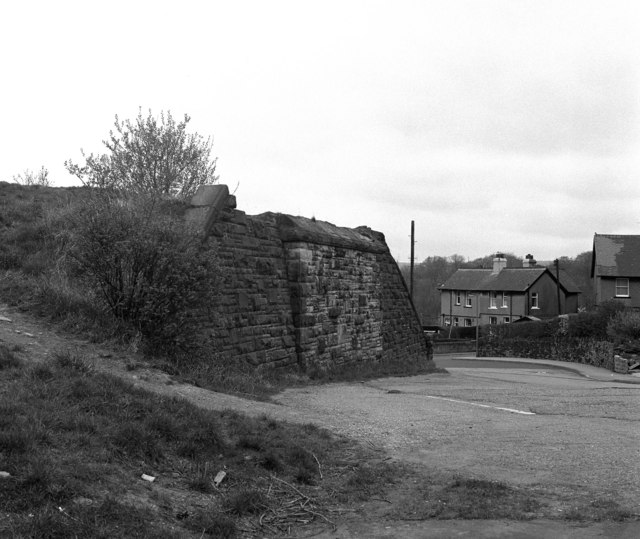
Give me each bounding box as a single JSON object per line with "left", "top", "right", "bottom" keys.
{"left": 424, "top": 395, "right": 535, "bottom": 415}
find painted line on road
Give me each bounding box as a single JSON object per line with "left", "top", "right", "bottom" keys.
{"left": 424, "top": 395, "right": 535, "bottom": 415}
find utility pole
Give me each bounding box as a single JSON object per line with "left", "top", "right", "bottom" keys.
{"left": 554, "top": 258, "right": 562, "bottom": 315}
{"left": 410, "top": 220, "right": 415, "bottom": 302}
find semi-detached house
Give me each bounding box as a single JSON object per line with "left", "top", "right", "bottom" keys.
{"left": 591, "top": 234, "right": 640, "bottom": 308}
{"left": 439, "top": 254, "right": 580, "bottom": 327}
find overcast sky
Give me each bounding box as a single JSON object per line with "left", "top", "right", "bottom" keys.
{"left": 2, "top": 0, "right": 639, "bottom": 263}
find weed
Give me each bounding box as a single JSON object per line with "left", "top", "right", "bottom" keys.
{"left": 260, "top": 450, "right": 284, "bottom": 472}
{"left": 0, "top": 343, "right": 22, "bottom": 370}
{"left": 238, "top": 434, "right": 264, "bottom": 451}
{"left": 29, "top": 363, "right": 55, "bottom": 381}
{"left": 224, "top": 489, "right": 268, "bottom": 516}
{"left": 176, "top": 424, "right": 226, "bottom": 460}
{"left": 395, "top": 475, "right": 542, "bottom": 520}
{"left": 0, "top": 427, "right": 35, "bottom": 455}
{"left": 339, "top": 462, "right": 399, "bottom": 502}
{"left": 187, "top": 510, "right": 237, "bottom": 538}
{"left": 562, "top": 498, "right": 637, "bottom": 522}
{"left": 187, "top": 461, "right": 214, "bottom": 493}
{"left": 288, "top": 445, "right": 319, "bottom": 484}
{"left": 51, "top": 349, "right": 94, "bottom": 373}
{"left": 144, "top": 410, "right": 181, "bottom": 440}
{"left": 110, "top": 422, "right": 164, "bottom": 463}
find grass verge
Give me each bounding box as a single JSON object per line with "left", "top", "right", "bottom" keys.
{"left": 389, "top": 472, "right": 638, "bottom": 523}
{"left": 0, "top": 347, "right": 404, "bottom": 537}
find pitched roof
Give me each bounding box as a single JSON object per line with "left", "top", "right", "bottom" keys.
{"left": 557, "top": 269, "right": 582, "bottom": 294}
{"left": 592, "top": 234, "right": 640, "bottom": 278}
{"left": 440, "top": 267, "right": 580, "bottom": 294}
{"left": 439, "top": 268, "right": 546, "bottom": 292}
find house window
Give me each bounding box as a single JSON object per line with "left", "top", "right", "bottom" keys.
{"left": 453, "top": 317, "right": 459, "bottom": 326}
{"left": 465, "top": 292, "right": 473, "bottom": 307}
{"left": 616, "top": 278, "right": 630, "bottom": 297}
{"left": 489, "top": 316, "right": 498, "bottom": 325}
{"left": 444, "top": 317, "right": 451, "bottom": 326}
{"left": 531, "top": 292, "right": 539, "bottom": 309}
{"left": 502, "top": 292, "right": 509, "bottom": 308}
{"left": 489, "top": 291, "right": 497, "bottom": 308}
{"left": 503, "top": 317, "right": 510, "bottom": 324}
{"left": 464, "top": 318, "right": 472, "bottom": 327}
{"left": 455, "top": 291, "right": 461, "bottom": 305}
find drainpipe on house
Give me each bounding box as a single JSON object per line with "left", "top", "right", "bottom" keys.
{"left": 448, "top": 290, "right": 453, "bottom": 338}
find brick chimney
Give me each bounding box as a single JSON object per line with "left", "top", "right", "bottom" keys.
{"left": 492, "top": 253, "right": 507, "bottom": 273}
{"left": 523, "top": 254, "right": 537, "bottom": 268}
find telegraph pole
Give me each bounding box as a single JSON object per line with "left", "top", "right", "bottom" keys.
{"left": 410, "top": 220, "right": 415, "bottom": 301}
{"left": 554, "top": 258, "right": 562, "bottom": 314}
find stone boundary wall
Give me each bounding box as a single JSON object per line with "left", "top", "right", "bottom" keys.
{"left": 187, "top": 185, "right": 433, "bottom": 373}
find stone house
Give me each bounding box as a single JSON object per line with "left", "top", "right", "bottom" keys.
{"left": 591, "top": 234, "right": 640, "bottom": 308}
{"left": 439, "top": 254, "right": 581, "bottom": 327}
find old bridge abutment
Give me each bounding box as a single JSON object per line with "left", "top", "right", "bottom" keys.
{"left": 186, "top": 185, "right": 432, "bottom": 374}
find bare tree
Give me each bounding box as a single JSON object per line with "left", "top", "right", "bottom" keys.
{"left": 65, "top": 109, "right": 218, "bottom": 199}
{"left": 13, "top": 166, "right": 50, "bottom": 187}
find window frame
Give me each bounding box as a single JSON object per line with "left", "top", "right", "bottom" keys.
{"left": 615, "top": 278, "right": 630, "bottom": 298}
{"left": 503, "top": 316, "right": 510, "bottom": 324}
{"left": 531, "top": 292, "right": 539, "bottom": 309}
{"left": 502, "top": 292, "right": 509, "bottom": 308}
{"left": 489, "top": 291, "right": 497, "bottom": 309}
{"left": 489, "top": 316, "right": 498, "bottom": 325}
{"left": 455, "top": 291, "right": 462, "bottom": 305}
{"left": 464, "top": 318, "right": 472, "bottom": 327}
{"left": 453, "top": 317, "right": 459, "bottom": 327}
{"left": 465, "top": 292, "right": 473, "bottom": 308}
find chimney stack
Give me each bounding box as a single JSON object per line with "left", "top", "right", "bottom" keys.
{"left": 523, "top": 254, "right": 537, "bottom": 268}
{"left": 492, "top": 253, "right": 507, "bottom": 273}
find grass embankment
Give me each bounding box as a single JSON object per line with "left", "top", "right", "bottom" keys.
{"left": 0, "top": 344, "right": 398, "bottom": 537}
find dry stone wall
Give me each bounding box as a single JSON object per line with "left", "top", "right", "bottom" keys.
{"left": 187, "top": 185, "right": 432, "bottom": 373}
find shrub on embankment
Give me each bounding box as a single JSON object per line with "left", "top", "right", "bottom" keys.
{"left": 2, "top": 110, "right": 224, "bottom": 358}
{"left": 0, "top": 183, "right": 219, "bottom": 356}
{"left": 477, "top": 301, "right": 631, "bottom": 370}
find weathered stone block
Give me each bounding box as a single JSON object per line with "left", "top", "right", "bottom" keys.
{"left": 191, "top": 184, "right": 230, "bottom": 207}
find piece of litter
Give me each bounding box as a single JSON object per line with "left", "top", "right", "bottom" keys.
{"left": 23, "top": 332, "right": 35, "bottom": 338}
{"left": 0, "top": 316, "right": 12, "bottom": 322}
{"left": 141, "top": 474, "right": 155, "bottom": 482}
{"left": 0, "top": 471, "right": 11, "bottom": 479}
{"left": 213, "top": 471, "right": 226, "bottom": 487}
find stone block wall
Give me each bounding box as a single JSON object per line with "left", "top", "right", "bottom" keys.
{"left": 203, "top": 210, "right": 298, "bottom": 369}
{"left": 187, "top": 185, "right": 432, "bottom": 373}
{"left": 285, "top": 241, "right": 384, "bottom": 372}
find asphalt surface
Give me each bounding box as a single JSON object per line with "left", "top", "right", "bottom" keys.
{"left": 279, "top": 355, "right": 640, "bottom": 538}
{"left": 434, "top": 353, "right": 640, "bottom": 384}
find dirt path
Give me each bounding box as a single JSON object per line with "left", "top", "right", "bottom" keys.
{"left": 2, "top": 304, "right": 640, "bottom": 538}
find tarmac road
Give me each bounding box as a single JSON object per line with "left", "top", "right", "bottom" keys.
{"left": 273, "top": 356, "right": 640, "bottom": 538}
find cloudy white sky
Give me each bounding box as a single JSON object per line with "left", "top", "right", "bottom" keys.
{"left": 2, "top": 0, "right": 639, "bottom": 263}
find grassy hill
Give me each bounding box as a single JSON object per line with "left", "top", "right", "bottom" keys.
{"left": 0, "top": 343, "right": 395, "bottom": 537}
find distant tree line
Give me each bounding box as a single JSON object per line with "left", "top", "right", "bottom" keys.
{"left": 400, "top": 251, "right": 594, "bottom": 325}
